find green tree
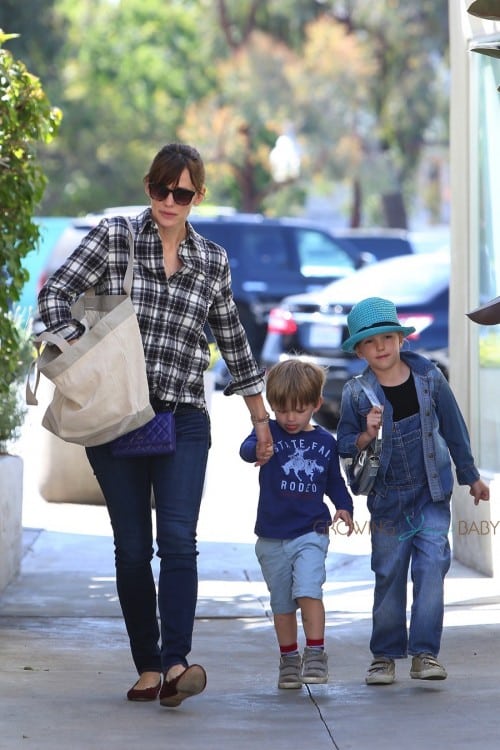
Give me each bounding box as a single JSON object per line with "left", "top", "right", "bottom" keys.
{"left": 285, "top": 16, "right": 375, "bottom": 225}
{"left": 0, "top": 30, "right": 61, "bottom": 447}
{"left": 215, "top": 0, "right": 334, "bottom": 50}
{"left": 180, "top": 30, "right": 301, "bottom": 212}
{"left": 186, "top": 0, "right": 449, "bottom": 225}
{"left": 330, "top": 0, "right": 449, "bottom": 226}
{"left": 0, "top": 0, "right": 65, "bottom": 83}
{"left": 39, "top": 0, "right": 215, "bottom": 214}
{"left": 7, "top": 0, "right": 448, "bottom": 226}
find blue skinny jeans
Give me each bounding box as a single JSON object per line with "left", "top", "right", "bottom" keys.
{"left": 86, "top": 405, "right": 210, "bottom": 675}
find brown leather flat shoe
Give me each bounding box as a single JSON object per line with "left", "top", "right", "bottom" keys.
{"left": 159, "top": 664, "right": 207, "bottom": 708}
{"left": 127, "top": 677, "right": 162, "bottom": 702}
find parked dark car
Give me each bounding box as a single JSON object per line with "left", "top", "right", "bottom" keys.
{"left": 261, "top": 251, "right": 450, "bottom": 429}
{"left": 34, "top": 209, "right": 372, "bottom": 358}
{"left": 331, "top": 228, "right": 415, "bottom": 261}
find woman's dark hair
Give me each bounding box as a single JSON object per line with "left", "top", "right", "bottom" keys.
{"left": 144, "top": 143, "right": 205, "bottom": 192}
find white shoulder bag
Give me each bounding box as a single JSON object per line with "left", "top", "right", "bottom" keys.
{"left": 26, "top": 218, "right": 154, "bottom": 446}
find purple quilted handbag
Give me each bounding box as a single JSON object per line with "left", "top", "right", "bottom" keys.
{"left": 110, "top": 411, "right": 175, "bottom": 457}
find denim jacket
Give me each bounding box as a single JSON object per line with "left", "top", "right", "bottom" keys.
{"left": 336, "top": 351, "right": 480, "bottom": 501}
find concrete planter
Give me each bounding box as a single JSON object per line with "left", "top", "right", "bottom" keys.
{"left": 0, "top": 454, "right": 23, "bottom": 594}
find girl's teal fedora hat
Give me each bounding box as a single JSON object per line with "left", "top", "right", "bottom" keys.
{"left": 342, "top": 297, "right": 416, "bottom": 353}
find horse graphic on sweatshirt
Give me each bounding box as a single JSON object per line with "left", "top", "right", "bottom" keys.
{"left": 281, "top": 447, "right": 324, "bottom": 482}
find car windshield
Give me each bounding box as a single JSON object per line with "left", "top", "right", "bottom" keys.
{"left": 295, "top": 229, "right": 357, "bottom": 277}
{"left": 315, "top": 251, "right": 449, "bottom": 304}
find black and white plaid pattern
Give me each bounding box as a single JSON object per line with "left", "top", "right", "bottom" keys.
{"left": 38, "top": 208, "right": 264, "bottom": 406}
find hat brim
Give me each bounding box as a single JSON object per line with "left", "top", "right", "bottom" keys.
{"left": 467, "top": 296, "right": 500, "bottom": 325}
{"left": 342, "top": 324, "right": 416, "bottom": 353}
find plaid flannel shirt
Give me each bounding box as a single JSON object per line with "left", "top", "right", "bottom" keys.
{"left": 38, "top": 208, "right": 265, "bottom": 407}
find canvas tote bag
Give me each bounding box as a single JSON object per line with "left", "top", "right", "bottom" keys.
{"left": 26, "top": 218, "right": 154, "bottom": 446}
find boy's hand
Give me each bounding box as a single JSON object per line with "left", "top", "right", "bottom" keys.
{"left": 469, "top": 479, "right": 490, "bottom": 505}
{"left": 333, "top": 509, "right": 354, "bottom": 536}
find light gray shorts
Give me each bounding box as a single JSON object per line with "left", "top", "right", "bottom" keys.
{"left": 255, "top": 531, "right": 330, "bottom": 614}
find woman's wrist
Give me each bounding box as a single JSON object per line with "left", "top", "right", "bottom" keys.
{"left": 250, "top": 411, "right": 270, "bottom": 425}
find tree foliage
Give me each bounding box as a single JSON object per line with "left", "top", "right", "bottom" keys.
{"left": 35, "top": 0, "right": 215, "bottom": 214}
{"left": 206, "top": 0, "right": 449, "bottom": 224}
{"left": 181, "top": 31, "right": 299, "bottom": 212}
{"left": 0, "top": 30, "right": 61, "bottom": 446}
{"left": 2, "top": 0, "right": 449, "bottom": 226}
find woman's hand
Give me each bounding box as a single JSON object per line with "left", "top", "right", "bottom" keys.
{"left": 243, "top": 394, "right": 274, "bottom": 465}
{"left": 254, "top": 422, "right": 274, "bottom": 466}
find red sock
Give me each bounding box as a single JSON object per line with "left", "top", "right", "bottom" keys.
{"left": 280, "top": 642, "right": 299, "bottom": 655}
{"left": 306, "top": 639, "right": 324, "bottom": 650}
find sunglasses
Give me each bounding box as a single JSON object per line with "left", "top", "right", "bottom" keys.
{"left": 148, "top": 183, "right": 196, "bottom": 205}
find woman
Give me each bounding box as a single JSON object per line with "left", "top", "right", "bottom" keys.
{"left": 38, "top": 143, "right": 274, "bottom": 707}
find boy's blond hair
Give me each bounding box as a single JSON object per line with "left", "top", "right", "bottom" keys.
{"left": 265, "top": 360, "right": 326, "bottom": 411}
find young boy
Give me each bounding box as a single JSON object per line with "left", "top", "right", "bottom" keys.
{"left": 240, "top": 360, "right": 354, "bottom": 689}
{"left": 337, "top": 297, "right": 489, "bottom": 686}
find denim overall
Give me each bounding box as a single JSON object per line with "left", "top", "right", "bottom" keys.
{"left": 368, "top": 412, "right": 451, "bottom": 659}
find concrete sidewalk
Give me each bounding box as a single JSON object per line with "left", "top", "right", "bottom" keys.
{"left": 1, "top": 393, "right": 500, "bottom": 749}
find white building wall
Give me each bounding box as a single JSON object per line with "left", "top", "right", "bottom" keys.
{"left": 449, "top": 0, "right": 500, "bottom": 575}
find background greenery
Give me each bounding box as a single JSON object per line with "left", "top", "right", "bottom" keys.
{"left": 0, "top": 31, "right": 60, "bottom": 448}
{"left": 0, "top": 0, "right": 449, "bottom": 227}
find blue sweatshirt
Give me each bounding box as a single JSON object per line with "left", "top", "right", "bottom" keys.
{"left": 240, "top": 421, "right": 353, "bottom": 540}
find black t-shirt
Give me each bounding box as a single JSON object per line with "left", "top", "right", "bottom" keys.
{"left": 381, "top": 373, "right": 419, "bottom": 422}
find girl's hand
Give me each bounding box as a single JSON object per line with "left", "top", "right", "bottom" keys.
{"left": 360, "top": 406, "right": 383, "bottom": 444}
{"left": 469, "top": 479, "right": 490, "bottom": 505}
{"left": 356, "top": 407, "right": 383, "bottom": 451}
{"left": 365, "top": 407, "right": 383, "bottom": 439}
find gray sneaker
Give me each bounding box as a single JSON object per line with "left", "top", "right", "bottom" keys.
{"left": 301, "top": 647, "right": 328, "bottom": 684}
{"left": 278, "top": 653, "right": 302, "bottom": 689}
{"left": 410, "top": 653, "right": 447, "bottom": 680}
{"left": 365, "top": 657, "right": 395, "bottom": 685}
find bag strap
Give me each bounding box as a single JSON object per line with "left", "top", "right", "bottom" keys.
{"left": 356, "top": 374, "right": 382, "bottom": 409}
{"left": 122, "top": 218, "right": 135, "bottom": 295}
{"left": 356, "top": 374, "right": 383, "bottom": 449}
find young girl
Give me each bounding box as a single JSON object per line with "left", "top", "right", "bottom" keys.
{"left": 336, "top": 297, "right": 489, "bottom": 685}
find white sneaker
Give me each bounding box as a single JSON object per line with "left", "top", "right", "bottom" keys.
{"left": 410, "top": 653, "right": 447, "bottom": 680}
{"left": 365, "top": 657, "right": 395, "bottom": 685}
